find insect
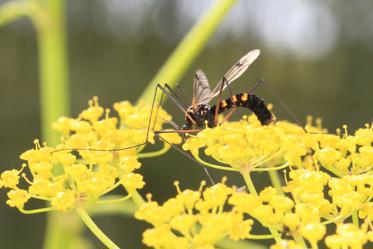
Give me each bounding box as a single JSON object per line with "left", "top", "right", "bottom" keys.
{"left": 53, "top": 50, "right": 274, "bottom": 153}
{"left": 154, "top": 49, "right": 275, "bottom": 136}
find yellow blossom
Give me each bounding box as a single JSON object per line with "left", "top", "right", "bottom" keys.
{"left": 51, "top": 190, "right": 76, "bottom": 212}
{"left": 1, "top": 169, "right": 20, "bottom": 189}
{"left": 136, "top": 179, "right": 255, "bottom": 249}
{"left": 325, "top": 223, "right": 369, "bottom": 249}
{"left": 120, "top": 173, "right": 145, "bottom": 190}
{"left": 1, "top": 97, "right": 178, "bottom": 215}
{"left": 6, "top": 189, "right": 30, "bottom": 209}
{"left": 300, "top": 222, "right": 326, "bottom": 246}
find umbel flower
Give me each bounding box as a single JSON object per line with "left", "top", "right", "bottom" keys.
{"left": 135, "top": 178, "right": 266, "bottom": 249}
{"left": 174, "top": 113, "right": 373, "bottom": 249}
{"left": 0, "top": 97, "right": 180, "bottom": 213}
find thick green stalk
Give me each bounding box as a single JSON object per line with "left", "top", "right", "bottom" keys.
{"left": 138, "top": 0, "right": 236, "bottom": 103}
{"left": 34, "top": 1, "right": 75, "bottom": 249}
{"left": 37, "top": 0, "right": 69, "bottom": 145}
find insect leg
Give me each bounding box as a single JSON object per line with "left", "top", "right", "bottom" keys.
{"left": 213, "top": 77, "right": 226, "bottom": 126}
{"left": 219, "top": 106, "right": 237, "bottom": 125}
{"left": 214, "top": 77, "right": 237, "bottom": 126}
{"left": 163, "top": 84, "right": 197, "bottom": 125}
{"left": 51, "top": 83, "right": 163, "bottom": 153}
{"left": 175, "top": 84, "right": 192, "bottom": 103}
{"left": 254, "top": 79, "right": 301, "bottom": 126}
{"left": 156, "top": 133, "right": 215, "bottom": 185}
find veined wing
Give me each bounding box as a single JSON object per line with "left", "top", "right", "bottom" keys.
{"left": 201, "top": 49, "right": 260, "bottom": 104}
{"left": 193, "top": 69, "right": 212, "bottom": 105}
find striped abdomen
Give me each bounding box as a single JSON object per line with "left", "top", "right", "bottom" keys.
{"left": 210, "top": 93, "right": 275, "bottom": 125}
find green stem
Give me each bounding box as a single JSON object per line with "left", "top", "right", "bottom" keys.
{"left": 241, "top": 171, "right": 281, "bottom": 243}
{"left": 20, "top": 206, "right": 55, "bottom": 214}
{"left": 137, "top": 143, "right": 170, "bottom": 159}
{"left": 352, "top": 211, "right": 359, "bottom": 227}
{"left": 127, "top": 189, "right": 145, "bottom": 207}
{"left": 242, "top": 172, "right": 258, "bottom": 195}
{"left": 268, "top": 171, "right": 284, "bottom": 196}
{"left": 90, "top": 199, "right": 138, "bottom": 217}
{"left": 31, "top": 1, "right": 74, "bottom": 249}
{"left": 192, "top": 150, "right": 239, "bottom": 172}
{"left": 247, "top": 234, "right": 275, "bottom": 240}
{"left": 76, "top": 207, "right": 120, "bottom": 249}
{"left": 97, "top": 194, "right": 132, "bottom": 205}
{"left": 138, "top": 0, "right": 237, "bottom": 103}
{"left": 37, "top": 0, "right": 69, "bottom": 146}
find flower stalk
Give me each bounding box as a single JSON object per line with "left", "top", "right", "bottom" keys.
{"left": 76, "top": 207, "right": 120, "bottom": 249}
{"left": 241, "top": 171, "right": 282, "bottom": 243}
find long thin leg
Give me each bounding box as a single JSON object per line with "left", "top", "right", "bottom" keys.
{"left": 256, "top": 79, "right": 301, "bottom": 126}
{"left": 157, "top": 134, "right": 215, "bottom": 185}
{"left": 163, "top": 84, "right": 196, "bottom": 125}
{"left": 163, "top": 83, "right": 188, "bottom": 109}
{"left": 214, "top": 77, "right": 236, "bottom": 126}
{"left": 151, "top": 84, "right": 166, "bottom": 131}
{"left": 213, "top": 77, "right": 227, "bottom": 126}
{"left": 154, "top": 129, "right": 202, "bottom": 134}
{"left": 249, "top": 79, "right": 264, "bottom": 94}
{"left": 219, "top": 106, "right": 237, "bottom": 125}
{"left": 175, "top": 84, "right": 192, "bottom": 103}
{"left": 52, "top": 83, "right": 190, "bottom": 153}
{"left": 51, "top": 82, "right": 162, "bottom": 153}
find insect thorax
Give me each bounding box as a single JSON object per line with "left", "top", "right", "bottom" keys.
{"left": 183, "top": 104, "right": 214, "bottom": 129}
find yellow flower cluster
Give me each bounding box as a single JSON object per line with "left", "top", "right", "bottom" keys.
{"left": 183, "top": 114, "right": 373, "bottom": 176}
{"left": 54, "top": 97, "right": 177, "bottom": 151}
{"left": 179, "top": 113, "right": 373, "bottom": 248}
{"left": 135, "top": 178, "right": 260, "bottom": 249}
{"left": 0, "top": 97, "right": 180, "bottom": 213}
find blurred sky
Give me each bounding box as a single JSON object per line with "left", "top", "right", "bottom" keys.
{"left": 0, "top": 1, "right": 373, "bottom": 249}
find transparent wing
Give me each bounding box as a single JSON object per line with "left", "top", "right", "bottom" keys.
{"left": 193, "top": 69, "right": 212, "bottom": 104}
{"left": 205, "top": 49, "right": 261, "bottom": 102}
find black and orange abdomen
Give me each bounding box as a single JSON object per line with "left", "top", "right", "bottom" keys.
{"left": 210, "top": 93, "right": 275, "bottom": 125}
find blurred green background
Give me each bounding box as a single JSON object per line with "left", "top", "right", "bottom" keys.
{"left": 0, "top": 1, "right": 372, "bottom": 248}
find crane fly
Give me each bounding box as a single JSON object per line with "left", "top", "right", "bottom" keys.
{"left": 51, "top": 50, "right": 275, "bottom": 184}
{"left": 155, "top": 49, "right": 275, "bottom": 136}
